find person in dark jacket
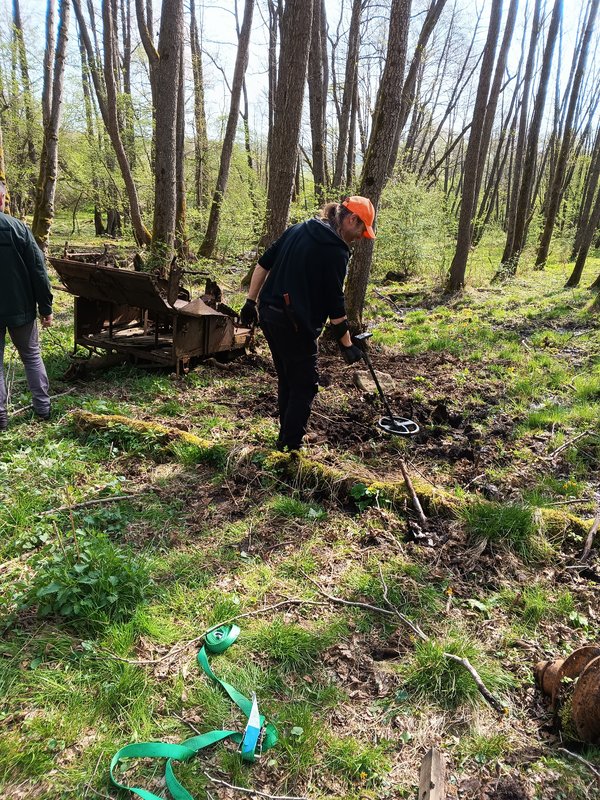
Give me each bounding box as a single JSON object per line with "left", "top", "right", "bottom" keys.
{"left": 0, "top": 181, "right": 53, "bottom": 431}
{"left": 240, "top": 196, "right": 376, "bottom": 451}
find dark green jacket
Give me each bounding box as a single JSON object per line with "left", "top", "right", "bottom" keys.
{"left": 0, "top": 212, "right": 52, "bottom": 328}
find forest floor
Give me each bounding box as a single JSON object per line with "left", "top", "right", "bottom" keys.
{"left": 1, "top": 243, "right": 599, "bottom": 800}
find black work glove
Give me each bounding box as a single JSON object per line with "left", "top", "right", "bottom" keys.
{"left": 339, "top": 342, "right": 364, "bottom": 365}
{"left": 240, "top": 298, "right": 258, "bottom": 327}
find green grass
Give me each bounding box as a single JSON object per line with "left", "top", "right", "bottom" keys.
{"left": 461, "top": 500, "right": 553, "bottom": 561}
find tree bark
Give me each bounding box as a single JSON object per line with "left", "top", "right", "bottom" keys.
{"left": 190, "top": 0, "right": 209, "bottom": 208}
{"left": 199, "top": 0, "right": 254, "bottom": 258}
{"left": 307, "top": 0, "right": 328, "bottom": 204}
{"left": 332, "top": 0, "right": 362, "bottom": 191}
{"left": 32, "top": 0, "right": 71, "bottom": 251}
{"left": 261, "top": 0, "right": 314, "bottom": 248}
{"left": 565, "top": 183, "right": 600, "bottom": 286}
{"left": 345, "top": 0, "right": 412, "bottom": 325}
{"left": 446, "top": 0, "right": 503, "bottom": 292}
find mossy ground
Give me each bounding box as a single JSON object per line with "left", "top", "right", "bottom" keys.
{"left": 0, "top": 236, "right": 599, "bottom": 798}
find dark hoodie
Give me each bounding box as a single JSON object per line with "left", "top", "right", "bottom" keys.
{"left": 258, "top": 218, "right": 350, "bottom": 339}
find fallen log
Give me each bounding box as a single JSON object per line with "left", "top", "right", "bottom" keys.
{"left": 69, "top": 411, "right": 592, "bottom": 538}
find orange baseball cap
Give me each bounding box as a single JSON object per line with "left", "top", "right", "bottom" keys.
{"left": 342, "top": 196, "right": 376, "bottom": 238}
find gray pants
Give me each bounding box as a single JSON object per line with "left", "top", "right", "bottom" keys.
{"left": 0, "top": 320, "right": 50, "bottom": 425}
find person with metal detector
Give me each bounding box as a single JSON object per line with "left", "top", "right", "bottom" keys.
{"left": 240, "top": 196, "right": 376, "bottom": 452}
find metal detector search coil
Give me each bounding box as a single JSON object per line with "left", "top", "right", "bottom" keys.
{"left": 354, "top": 332, "right": 420, "bottom": 437}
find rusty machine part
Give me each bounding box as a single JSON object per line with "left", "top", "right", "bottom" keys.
{"left": 51, "top": 257, "right": 252, "bottom": 376}
{"left": 534, "top": 645, "right": 600, "bottom": 744}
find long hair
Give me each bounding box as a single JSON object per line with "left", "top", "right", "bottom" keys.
{"left": 319, "top": 202, "right": 351, "bottom": 235}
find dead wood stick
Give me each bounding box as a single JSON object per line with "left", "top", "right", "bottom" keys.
{"left": 441, "top": 653, "right": 507, "bottom": 715}
{"left": 581, "top": 508, "right": 600, "bottom": 562}
{"left": 399, "top": 459, "right": 428, "bottom": 526}
{"left": 542, "top": 430, "right": 597, "bottom": 460}
{"left": 99, "top": 598, "right": 327, "bottom": 665}
{"left": 556, "top": 747, "right": 600, "bottom": 781}
{"left": 376, "top": 565, "right": 428, "bottom": 641}
{"left": 39, "top": 494, "right": 136, "bottom": 516}
{"left": 204, "top": 772, "right": 309, "bottom": 800}
{"left": 9, "top": 388, "right": 76, "bottom": 417}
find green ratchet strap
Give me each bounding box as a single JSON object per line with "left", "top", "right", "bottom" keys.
{"left": 109, "top": 624, "right": 278, "bottom": 800}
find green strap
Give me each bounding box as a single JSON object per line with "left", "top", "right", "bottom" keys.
{"left": 110, "top": 625, "right": 278, "bottom": 800}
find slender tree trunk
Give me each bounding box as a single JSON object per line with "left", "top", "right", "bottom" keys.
{"left": 332, "top": 0, "right": 362, "bottom": 191}
{"left": 566, "top": 184, "right": 600, "bottom": 286}
{"left": 32, "top": 0, "right": 70, "bottom": 251}
{"left": 345, "top": 0, "right": 412, "bottom": 325}
{"left": 190, "top": 0, "right": 209, "bottom": 208}
{"left": 307, "top": 0, "right": 328, "bottom": 204}
{"left": 149, "top": 0, "right": 184, "bottom": 269}
{"left": 388, "top": 0, "right": 448, "bottom": 175}
{"left": 199, "top": 0, "right": 254, "bottom": 258}
{"left": 261, "top": 0, "right": 314, "bottom": 247}
{"left": 12, "top": 0, "right": 37, "bottom": 167}
{"left": 74, "top": 0, "right": 151, "bottom": 245}
{"left": 446, "top": 0, "right": 503, "bottom": 291}
{"left": 572, "top": 124, "right": 600, "bottom": 259}
{"left": 535, "top": 0, "right": 599, "bottom": 268}
{"left": 499, "top": 0, "right": 563, "bottom": 274}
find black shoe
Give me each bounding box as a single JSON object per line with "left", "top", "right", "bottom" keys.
{"left": 0, "top": 420, "right": 7, "bottom": 432}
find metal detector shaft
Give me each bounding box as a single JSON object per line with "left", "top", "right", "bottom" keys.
{"left": 359, "top": 348, "right": 396, "bottom": 421}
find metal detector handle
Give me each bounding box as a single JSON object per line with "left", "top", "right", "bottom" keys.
{"left": 353, "top": 332, "right": 396, "bottom": 420}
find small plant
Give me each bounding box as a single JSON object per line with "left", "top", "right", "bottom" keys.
{"left": 324, "top": 736, "right": 391, "bottom": 787}
{"left": 21, "top": 532, "right": 151, "bottom": 632}
{"left": 349, "top": 482, "right": 391, "bottom": 512}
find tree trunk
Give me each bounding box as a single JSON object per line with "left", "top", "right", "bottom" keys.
{"left": 73, "top": 0, "right": 151, "bottom": 245}
{"left": 535, "top": 0, "right": 599, "bottom": 269}
{"left": 32, "top": 0, "right": 71, "bottom": 251}
{"left": 500, "top": 0, "right": 562, "bottom": 274}
{"left": 199, "top": 0, "right": 254, "bottom": 258}
{"left": 565, "top": 183, "right": 600, "bottom": 286}
{"left": 12, "top": 0, "right": 37, "bottom": 167}
{"left": 388, "top": 0, "right": 448, "bottom": 176}
{"left": 500, "top": 0, "right": 542, "bottom": 265}
{"left": 332, "top": 0, "right": 362, "bottom": 191}
{"left": 190, "top": 0, "right": 209, "bottom": 208}
{"left": 261, "top": 0, "right": 314, "bottom": 248}
{"left": 307, "top": 0, "right": 328, "bottom": 204}
{"left": 446, "top": 0, "right": 503, "bottom": 292}
{"left": 345, "top": 0, "right": 412, "bottom": 325}
{"left": 571, "top": 124, "right": 600, "bottom": 259}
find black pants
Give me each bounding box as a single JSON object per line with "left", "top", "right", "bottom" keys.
{"left": 260, "top": 306, "right": 318, "bottom": 450}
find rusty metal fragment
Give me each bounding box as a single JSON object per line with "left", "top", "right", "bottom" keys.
{"left": 535, "top": 645, "right": 600, "bottom": 744}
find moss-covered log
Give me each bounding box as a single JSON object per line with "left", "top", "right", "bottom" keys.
{"left": 69, "top": 411, "right": 592, "bottom": 538}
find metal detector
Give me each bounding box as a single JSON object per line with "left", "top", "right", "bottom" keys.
{"left": 354, "top": 332, "right": 420, "bottom": 437}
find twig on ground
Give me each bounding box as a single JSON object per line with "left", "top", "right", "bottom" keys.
{"left": 204, "top": 772, "right": 309, "bottom": 800}
{"left": 376, "top": 564, "right": 427, "bottom": 640}
{"left": 174, "top": 713, "right": 202, "bottom": 735}
{"left": 581, "top": 508, "right": 600, "bottom": 562}
{"left": 556, "top": 747, "right": 600, "bottom": 781}
{"left": 85, "top": 787, "right": 113, "bottom": 800}
{"left": 8, "top": 388, "right": 76, "bottom": 417}
{"left": 441, "top": 652, "right": 507, "bottom": 714}
{"left": 99, "top": 598, "right": 327, "bottom": 665}
{"left": 306, "top": 572, "right": 507, "bottom": 716}
{"left": 372, "top": 286, "right": 404, "bottom": 314}
{"left": 83, "top": 754, "right": 103, "bottom": 799}
{"left": 39, "top": 494, "right": 136, "bottom": 516}
{"left": 542, "top": 430, "right": 597, "bottom": 460}
{"left": 399, "top": 459, "right": 428, "bottom": 527}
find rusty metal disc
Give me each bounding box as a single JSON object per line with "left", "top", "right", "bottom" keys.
{"left": 552, "top": 645, "right": 600, "bottom": 708}
{"left": 534, "top": 658, "right": 564, "bottom": 697}
{"left": 572, "top": 656, "right": 600, "bottom": 744}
